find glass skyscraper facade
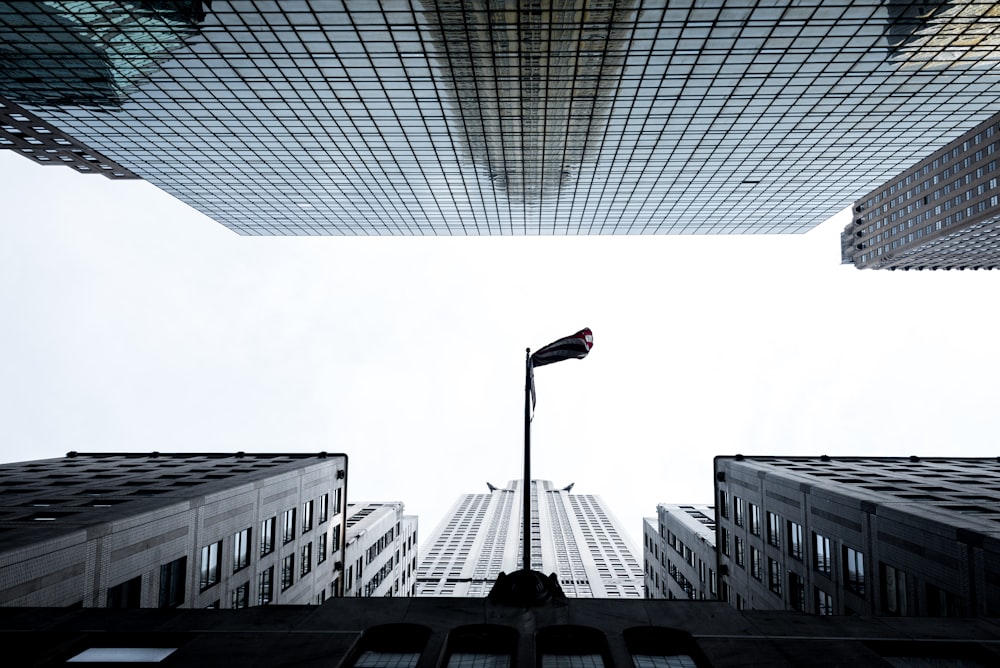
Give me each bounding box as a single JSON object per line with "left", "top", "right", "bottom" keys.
{"left": 3, "top": 1, "right": 1000, "bottom": 235}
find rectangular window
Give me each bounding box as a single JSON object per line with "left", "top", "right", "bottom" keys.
{"left": 766, "top": 512, "right": 780, "bottom": 548}
{"left": 281, "top": 554, "right": 295, "bottom": 591}
{"left": 735, "top": 536, "right": 745, "bottom": 567}
{"left": 332, "top": 524, "right": 341, "bottom": 554}
{"left": 283, "top": 508, "right": 296, "bottom": 544}
{"left": 749, "top": 503, "right": 761, "bottom": 536}
{"left": 233, "top": 527, "right": 251, "bottom": 573}
{"left": 789, "top": 571, "right": 805, "bottom": 611}
{"left": 107, "top": 575, "right": 142, "bottom": 609}
{"left": 734, "top": 497, "right": 745, "bottom": 527}
{"left": 719, "top": 490, "right": 729, "bottom": 518}
{"left": 158, "top": 556, "right": 186, "bottom": 609}
{"left": 787, "top": 521, "right": 803, "bottom": 560}
{"left": 880, "top": 562, "right": 908, "bottom": 616}
{"left": 721, "top": 527, "right": 731, "bottom": 556}
{"left": 258, "top": 566, "right": 274, "bottom": 606}
{"left": 334, "top": 488, "right": 342, "bottom": 514}
{"left": 260, "top": 517, "right": 276, "bottom": 556}
{"left": 816, "top": 588, "right": 834, "bottom": 615}
{"left": 231, "top": 581, "right": 249, "bottom": 609}
{"left": 813, "top": 533, "right": 832, "bottom": 576}
{"left": 767, "top": 557, "right": 782, "bottom": 595}
{"left": 318, "top": 532, "right": 328, "bottom": 564}
{"left": 200, "top": 540, "right": 222, "bottom": 590}
{"left": 319, "top": 493, "right": 329, "bottom": 523}
{"left": 843, "top": 546, "right": 865, "bottom": 595}
{"left": 301, "top": 542, "right": 313, "bottom": 576}
{"left": 302, "top": 500, "right": 314, "bottom": 533}
{"left": 750, "top": 546, "right": 762, "bottom": 580}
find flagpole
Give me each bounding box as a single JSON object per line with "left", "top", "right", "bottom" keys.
{"left": 523, "top": 348, "right": 532, "bottom": 572}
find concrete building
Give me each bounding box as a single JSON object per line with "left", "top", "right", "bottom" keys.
{"left": 0, "top": 452, "right": 348, "bottom": 608}
{"left": 843, "top": 111, "right": 1000, "bottom": 270}
{"left": 342, "top": 502, "right": 418, "bottom": 598}
{"left": 416, "top": 480, "right": 643, "bottom": 598}
{"left": 5, "top": 2, "right": 1000, "bottom": 235}
{"left": 7, "top": 597, "right": 1000, "bottom": 667}
{"left": 644, "top": 504, "right": 718, "bottom": 601}
{"left": 714, "top": 455, "right": 1000, "bottom": 616}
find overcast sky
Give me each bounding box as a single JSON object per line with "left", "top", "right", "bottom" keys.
{"left": 4, "top": 150, "right": 1000, "bottom": 550}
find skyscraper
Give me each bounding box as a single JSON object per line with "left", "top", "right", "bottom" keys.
{"left": 643, "top": 503, "right": 718, "bottom": 601}
{"left": 342, "top": 501, "right": 418, "bottom": 598}
{"left": 416, "top": 480, "right": 643, "bottom": 598}
{"left": 713, "top": 455, "right": 1000, "bottom": 616}
{"left": 0, "top": 452, "right": 348, "bottom": 608}
{"left": 843, "top": 110, "right": 1000, "bottom": 270}
{"left": 4, "top": 1, "right": 1000, "bottom": 235}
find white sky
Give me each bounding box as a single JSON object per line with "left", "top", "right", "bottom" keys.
{"left": 4, "top": 150, "right": 1000, "bottom": 551}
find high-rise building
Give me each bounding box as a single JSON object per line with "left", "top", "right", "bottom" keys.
{"left": 643, "top": 503, "right": 717, "bottom": 601}
{"left": 342, "top": 502, "right": 418, "bottom": 598}
{"left": 4, "top": 2, "right": 1000, "bottom": 235}
{"left": 843, "top": 111, "right": 1000, "bottom": 270}
{"left": 714, "top": 455, "right": 1000, "bottom": 617}
{"left": 416, "top": 479, "right": 643, "bottom": 598}
{"left": 0, "top": 452, "right": 348, "bottom": 608}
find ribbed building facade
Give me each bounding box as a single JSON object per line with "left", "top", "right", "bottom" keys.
{"left": 416, "top": 480, "right": 643, "bottom": 598}
{"left": 5, "top": 2, "right": 1000, "bottom": 235}
{"left": 714, "top": 456, "right": 1000, "bottom": 617}
{"left": 843, "top": 111, "right": 1000, "bottom": 270}
{"left": 0, "top": 452, "right": 348, "bottom": 608}
{"left": 342, "top": 502, "right": 418, "bottom": 598}
{"left": 643, "top": 504, "right": 718, "bottom": 601}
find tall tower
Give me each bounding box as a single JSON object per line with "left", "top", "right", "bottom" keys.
{"left": 416, "top": 480, "right": 643, "bottom": 598}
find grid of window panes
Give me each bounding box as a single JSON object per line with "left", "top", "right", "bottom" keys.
{"left": 6, "top": 1, "right": 1000, "bottom": 236}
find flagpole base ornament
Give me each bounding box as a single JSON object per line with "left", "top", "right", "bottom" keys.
{"left": 487, "top": 569, "right": 566, "bottom": 606}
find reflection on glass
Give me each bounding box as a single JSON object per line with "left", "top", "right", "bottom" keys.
{"left": 888, "top": 0, "right": 1000, "bottom": 70}
{"left": 421, "top": 0, "right": 638, "bottom": 203}
{"left": 0, "top": 1, "right": 208, "bottom": 106}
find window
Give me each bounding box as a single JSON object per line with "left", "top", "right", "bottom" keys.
{"left": 749, "top": 503, "right": 761, "bottom": 536}
{"left": 200, "top": 540, "right": 222, "bottom": 590}
{"left": 319, "top": 493, "right": 329, "bottom": 523}
{"left": 788, "top": 572, "right": 805, "bottom": 611}
{"left": 258, "top": 566, "right": 274, "bottom": 605}
{"left": 766, "top": 512, "right": 780, "bottom": 547}
{"left": 721, "top": 527, "right": 730, "bottom": 556}
{"left": 750, "top": 546, "right": 761, "bottom": 580}
{"left": 718, "top": 490, "right": 729, "bottom": 519}
{"left": 735, "top": 536, "right": 745, "bottom": 567}
{"left": 815, "top": 588, "right": 834, "bottom": 615}
{"left": 301, "top": 542, "right": 313, "bottom": 576}
{"left": 158, "top": 556, "right": 186, "bottom": 608}
{"left": 813, "top": 532, "right": 831, "bottom": 576}
{"left": 734, "top": 497, "right": 745, "bottom": 527}
{"left": 332, "top": 524, "right": 341, "bottom": 553}
{"left": 302, "top": 500, "right": 314, "bottom": 533}
{"left": 283, "top": 508, "right": 296, "bottom": 544}
{"left": 318, "top": 532, "right": 328, "bottom": 564}
{"left": 231, "top": 581, "right": 249, "bottom": 609}
{"left": 787, "top": 521, "right": 803, "bottom": 560}
{"left": 261, "top": 517, "right": 276, "bottom": 556}
{"left": 107, "top": 575, "right": 142, "bottom": 608}
{"left": 767, "top": 557, "right": 781, "bottom": 595}
{"left": 880, "top": 562, "right": 908, "bottom": 616}
{"left": 334, "top": 488, "right": 342, "bottom": 514}
{"left": 233, "top": 527, "right": 251, "bottom": 572}
{"left": 843, "top": 546, "right": 865, "bottom": 595}
{"left": 281, "top": 554, "right": 295, "bottom": 590}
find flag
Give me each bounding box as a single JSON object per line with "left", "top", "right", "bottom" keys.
{"left": 530, "top": 328, "right": 593, "bottom": 368}
{"left": 528, "top": 328, "right": 593, "bottom": 414}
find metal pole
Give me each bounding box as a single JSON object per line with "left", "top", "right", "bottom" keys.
{"left": 523, "top": 348, "right": 531, "bottom": 572}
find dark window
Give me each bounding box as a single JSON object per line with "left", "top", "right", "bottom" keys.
{"left": 318, "top": 532, "right": 328, "bottom": 564}
{"left": 283, "top": 508, "right": 296, "bottom": 544}
{"left": 332, "top": 524, "right": 341, "bottom": 553}
{"left": 880, "top": 562, "right": 908, "bottom": 616}
{"left": 813, "top": 532, "right": 832, "bottom": 576}
{"left": 788, "top": 571, "right": 805, "bottom": 611}
{"left": 749, "top": 503, "right": 761, "bottom": 536}
{"left": 735, "top": 536, "right": 745, "bottom": 567}
{"left": 816, "top": 588, "right": 834, "bottom": 615}
{"left": 231, "top": 581, "right": 249, "bottom": 609}
{"left": 719, "top": 490, "right": 729, "bottom": 519}
{"left": 107, "top": 575, "right": 141, "bottom": 608}
{"left": 750, "top": 546, "right": 762, "bottom": 580}
{"left": 787, "top": 521, "right": 803, "bottom": 560}
{"left": 767, "top": 557, "right": 781, "bottom": 595}
{"left": 261, "top": 517, "right": 276, "bottom": 556}
{"left": 302, "top": 500, "right": 314, "bottom": 533}
{"left": 766, "top": 512, "right": 781, "bottom": 548}
{"left": 200, "top": 540, "right": 222, "bottom": 590}
{"left": 233, "top": 527, "right": 251, "bottom": 573}
{"left": 301, "top": 542, "right": 313, "bottom": 576}
{"left": 926, "top": 583, "right": 960, "bottom": 617}
{"left": 281, "top": 554, "right": 295, "bottom": 590}
{"left": 258, "top": 566, "right": 274, "bottom": 605}
{"left": 158, "top": 556, "right": 186, "bottom": 608}
{"left": 734, "top": 497, "right": 745, "bottom": 527}
{"left": 843, "top": 546, "right": 865, "bottom": 595}
{"left": 319, "top": 493, "right": 329, "bottom": 523}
